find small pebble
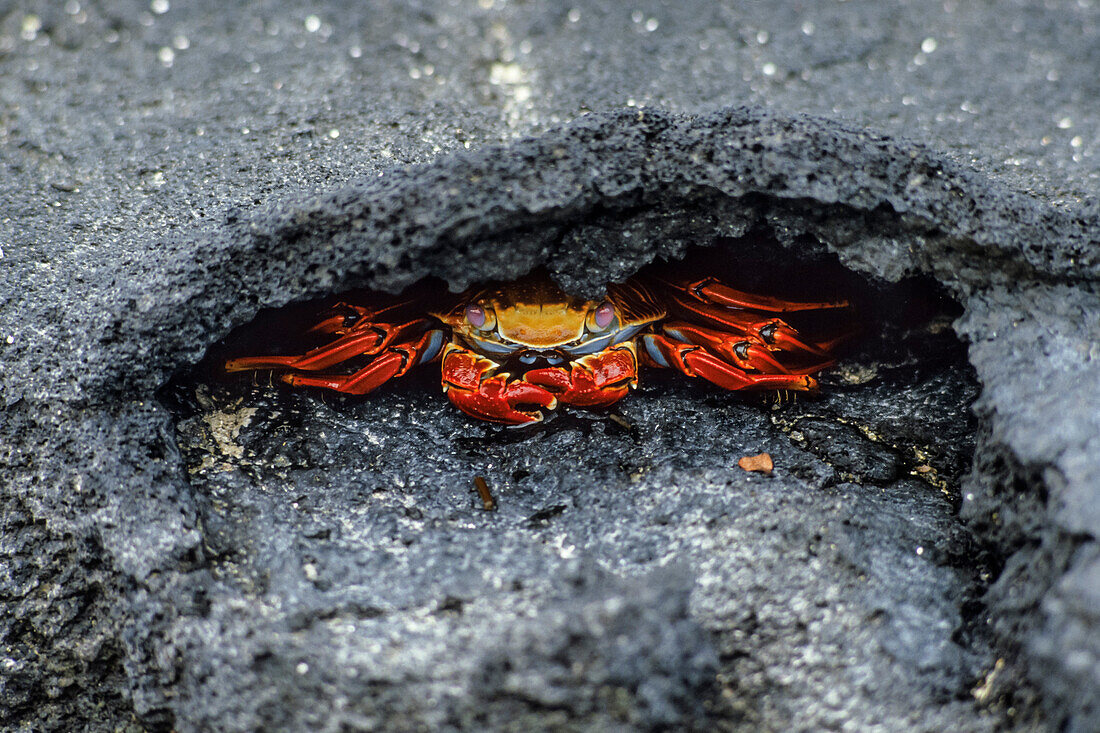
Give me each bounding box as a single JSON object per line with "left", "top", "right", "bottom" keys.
{"left": 738, "top": 452, "right": 774, "bottom": 474}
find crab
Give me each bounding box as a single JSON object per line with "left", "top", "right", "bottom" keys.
{"left": 225, "top": 270, "right": 849, "bottom": 426}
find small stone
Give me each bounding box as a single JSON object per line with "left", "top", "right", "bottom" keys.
{"left": 738, "top": 452, "right": 774, "bottom": 474}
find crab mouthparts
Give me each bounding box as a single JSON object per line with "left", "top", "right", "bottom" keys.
{"left": 509, "top": 349, "right": 569, "bottom": 372}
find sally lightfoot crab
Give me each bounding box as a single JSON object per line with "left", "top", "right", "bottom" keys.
{"left": 225, "top": 271, "right": 850, "bottom": 426}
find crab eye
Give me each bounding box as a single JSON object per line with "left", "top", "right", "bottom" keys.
{"left": 592, "top": 301, "right": 615, "bottom": 330}
{"left": 465, "top": 303, "right": 487, "bottom": 329}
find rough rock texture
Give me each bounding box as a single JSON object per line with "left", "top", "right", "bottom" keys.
{"left": 2, "top": 1, "right": 1098, "bottom": 731}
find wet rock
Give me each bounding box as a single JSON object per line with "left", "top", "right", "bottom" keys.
{"left": 789, "top": 417, "right": 904, "bottom": 485}
{"left": 472, "top": 565, "right": 718, "bottom": 730}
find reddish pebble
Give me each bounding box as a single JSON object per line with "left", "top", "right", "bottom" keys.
{"left": 738, "top": 452, "right": 774, "bottom": 474}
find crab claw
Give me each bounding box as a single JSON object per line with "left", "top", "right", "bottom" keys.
{"left": 442, "top": 346, "right": 557, "bottom": 425}
{"left": 523, "top": 346, "right": 638, "bottom": 410}
{"left": 445, "top": 374, "right": 557, "bottom": 425}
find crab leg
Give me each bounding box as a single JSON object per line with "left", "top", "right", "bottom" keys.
{"left": 663, "top": 290, "right": 835, "bottom": 358}
{"left": 669, "top": 276, "right": 850, "bottom": 313}
{"left": 659, "top": 322, "right": 836, "bottom": 373}
{"left": 283, "top": 351, "right": 407, "bottom": 393}
{"left": 304, "top": 303, "right": 373, "bottom": 337}
{"left": 280, "top": 329, "right": 447, "bottom": 395}
{"left": 225, "top": 319, "right": 435, "bottom": 373}
{"left": 305, "top": 299, "right": 428, "bottom": 337}
{"left": 640, "top": 333, "right": 817, "bottom": 391}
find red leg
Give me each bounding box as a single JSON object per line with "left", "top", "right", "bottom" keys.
{"left": 676, "top": 276, "right": 849, "bottom": 313}
{"left": 658, "top": 321, "right": 839, "bottom": 375}
{"left": 280, "top": 329, "right": 445, "bottom": 395}
{"left": 659, "top": 322, "right": 792, "bottom": 373}
{"left": 283, "top": 351, "right": 406, "bottom": 394}
{"left": 225, "top": 331, "right": 384, "bottom": 372}
{"left": 663, "top": 290, "right": 835, "bottom": 358}
{"left": 441, "top": 346, "right": 557, "bottom": 425}
{"left": 305, "top": 297, "right": 435, "bottom": 336}
{"left": 227, "top": 310, "right": 446, "bottom": 397}
{"left": 225, "top": 319, "right": 435, "bottom": 373}
{"left": 304, "top": 303, "right": 372, "bottom": 337}
{"left": 641, "top": 334, "right": 817, "bottom": 392}
{"left": 652, "top": 274, "right": 853, "bottom": 359}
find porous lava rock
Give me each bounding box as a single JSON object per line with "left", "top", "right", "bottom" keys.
{"left": 2, "top": 2, "right": 1098, "bottom": 731}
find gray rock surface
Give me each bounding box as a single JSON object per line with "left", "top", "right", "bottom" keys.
{"left": 2, "top": 1, "right": 1098, "bottom": 731}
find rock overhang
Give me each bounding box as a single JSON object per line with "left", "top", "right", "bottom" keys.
{"left": 77, "top": 106, "right": 1096, "bottom": 404}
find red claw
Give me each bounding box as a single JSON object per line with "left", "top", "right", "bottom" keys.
{"left": 524, "top": 346, "right": 637, "bottom": 409}
{"left": 522, "top": 366, "right": 572, "bottom": 393}
{"left": 445, "top": 374, "right": 557, "bottom": 425}
{"left": 441, "top": 347, "right": 557, "bottom": 425}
